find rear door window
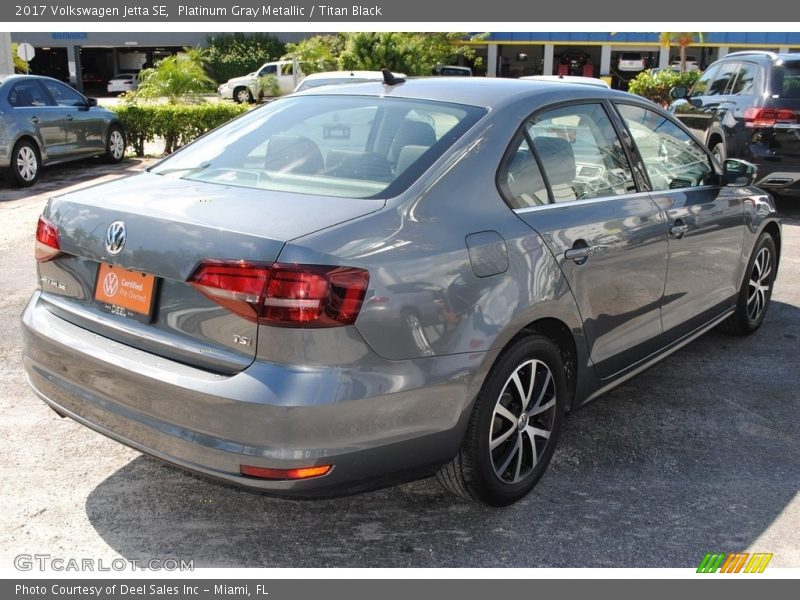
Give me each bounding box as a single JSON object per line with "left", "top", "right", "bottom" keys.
{"left": 8, "top": 80, "right": 52, "bottom": 107}
{"left": 708, "top": 62, "right": 739, "bottom": 95}
{"left": 690, "top": 64, "right": 721, "bottom": 97}
{"left": 729, "top": 62, "right": 761, "bottom": 96}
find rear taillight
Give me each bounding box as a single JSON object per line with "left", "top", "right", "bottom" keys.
{"left": 744, "top": 107, "right": 799, "bottom": 128}
{"left": 240, "top": 464, "right": 332, "bottom": 480}
{"left": 188, "top": 260, "right": 369, "bottom": 328}
{"left": 35, "top": 216, "right": 61, "bottom": 262}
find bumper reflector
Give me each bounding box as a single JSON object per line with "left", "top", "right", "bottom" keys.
{"left": 239, "top": 464, "right": 332, "bottom": 480}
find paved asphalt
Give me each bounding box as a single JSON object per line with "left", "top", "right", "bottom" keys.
{"left": 1, "top": 159, "right": 798, "bottom": 569}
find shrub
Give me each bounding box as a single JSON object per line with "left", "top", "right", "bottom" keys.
{"left": 132, "top": 52, "right": 216, "bottom": 103}
{"left": 627, "top": 69, "right": 702, "bottom": 107}
{"left": 113, "top": 102, "right": 250, "bottom": 156}
{"left": 205, "top": 33, "right": 285, "bottom": 83}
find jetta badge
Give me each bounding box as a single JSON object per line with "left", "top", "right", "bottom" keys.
{"left": 105, "top": 221, "right": 127, "bottom": 255}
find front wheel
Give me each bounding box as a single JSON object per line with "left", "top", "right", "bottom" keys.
{"left": 710, "top": 141, "right": 726, "bottom": 165}
{"left": 234, "top": 87, "right": 253, "bottom": 104}
{"left": 104, "top": 125, "right": 126, "bottom": 164}
{"left": 437, "top": 334, "right": 566, "bottom": 506}
{"left": 720, "top": 232, "right": 777, "bottom": 335}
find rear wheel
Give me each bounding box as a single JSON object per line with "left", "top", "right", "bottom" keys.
{"left": 437, "top": 334, "right": 566, "bottom": 506}
{"left": 234, "top": 87, "right": 253, "bottom": 104}
{"left": 104, "top": 126, "right": 125, "bottom": 163}
{"left": 6, "top": 139, "right": 41, "bottom": 187}
{"left": 721, "top": 232, "right": 776, "bottom": 335}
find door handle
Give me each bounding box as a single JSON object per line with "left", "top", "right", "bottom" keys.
{"left": 564, "top": 241, "right": 600, "bottom": 265}
{"left": 30, "top": 116, "right": 39, "bottom": 124}
{"left": 670, "top": 221, "right": 689, "bottom": 239}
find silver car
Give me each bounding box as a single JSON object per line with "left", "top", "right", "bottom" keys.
{"left": 22, "top": 78, "right": 781, "bottom": 506}
{"left": 0, "top": 75, "right": 126, "bottom": 187}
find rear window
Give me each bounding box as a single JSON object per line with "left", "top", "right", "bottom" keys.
{"left": 621, "top": 53, "right": 643, "bottom": 61}
{"left": 772, "top": 61, "right": 800, "bottom": 98}
{"left": 151, "top": 95, "right": 485, "bottom": 199}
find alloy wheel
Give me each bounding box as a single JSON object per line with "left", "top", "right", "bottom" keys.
{"left": 109, "top": 130, "right": 125, "bottom": 160}
{"left": 489, "top": 359, "right": 557, "bottom": 484}
{"left": 747, "top": 246, "right": 772, "bottom": 322}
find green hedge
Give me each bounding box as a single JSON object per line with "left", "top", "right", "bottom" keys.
{"left": 113, "top": 103, "right": 250, "bottom": 156}
{"left": 627, "top": 69, "right": 702, "bottom": 107}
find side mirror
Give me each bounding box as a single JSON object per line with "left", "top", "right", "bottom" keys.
{"left": 86, "top": 97, "right": 98, "bottom": 107}
{"left": 669, "top": 86, "right": 688, "bottom": 100}
{"left": 723, "top": 159, "right": 757, "bottom": 187}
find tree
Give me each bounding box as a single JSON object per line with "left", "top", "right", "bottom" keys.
{"left": 205, "top": 33, "right": 285, "bottom": 83}
{"left": 10, "top": 43, "right": 29, "bottom": 73}
{"left": 660, "top": 32, "right": 705, "bottom": 73}
{"left": 288, "top": 32, "right": 479, "bottom": 76}
{"left": 133, "top": 50, "right": 215, "bottom": 103}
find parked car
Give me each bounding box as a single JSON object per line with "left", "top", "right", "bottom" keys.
{"left": 617, "top": 52, "right": 648, "bottom": 72}
{"left": 670, "top": 55, "right": 701, "bottom": 72}
{"left": 293, "top": 70, "right": 406, "bottom": 93}
{"left": 23, "top": 78, "right": 780, "bottom": 506}
{"left": 0, "top": 75, "right": 126, "bottom": 187}
{"left": 80, "top": 71, "right": 105, "bottom": 88}
{"left": 107, "top": 73, "right": 139, "bottom": 94}
{"left": 218, "top": 60, "right": 304, "bottom": 103}
{"left": 669, "top": 50, "right": 800, "bottom": 197}
{"left": 521, "top": 75, "right": 610, "bottom": 88}
{"left": 432, "top": 65, "right": 473, "bottom": 76}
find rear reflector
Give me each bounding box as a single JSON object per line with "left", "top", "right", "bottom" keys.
{"left": 744, "top": 107, "right": 798, "bottom": 128}
{"left": 35, "top": 216, "right": 61, "bottom": 262}
{"left": 188, "top": 260, "right": 369, "bottom": 327}
{"left": 239, "top": 464, "right": 332, "bottom": 480}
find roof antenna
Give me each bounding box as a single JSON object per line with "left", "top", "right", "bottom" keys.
{"left": 382, "top": 68, "right": 406, "bottom": 86}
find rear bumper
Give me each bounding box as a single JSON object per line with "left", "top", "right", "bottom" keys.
{"left": 22, "top": 292, "right": 487, "bottom": 496}
{"left": 745, "top": 130, "right": 800, "bottom": 196}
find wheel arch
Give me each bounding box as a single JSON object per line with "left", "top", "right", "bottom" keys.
{"left": 761, "top": 220, "right": 782, "bottom": 274}
{"left": 13, "top": 133, "right": 45, "bottom": 163}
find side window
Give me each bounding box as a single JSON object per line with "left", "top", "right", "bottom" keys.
{"left": 729, "top": 62, "right": 760, "bottom": 95}
{"left": 616, "top": 104, "right": 716, "bottom": 191}
{"left": 708, "top": 62, "right": 739, "bottom": 95}
{"left": 525, "top": 103, "right": 636, "bottom": 202}
{"left": 41, "top": 80, "right": 86, "bottom": 107}
{"left": 497, "top": 133, "right": 549, "bottom": 208}
{"left": 690, "top": 64, "right": 720, "bottom": 97}
{"left": 259, "top": 65, "right": 277, "bottom": 77}
{"left": 8, "top": 81, "right": 52, "bottom": 107}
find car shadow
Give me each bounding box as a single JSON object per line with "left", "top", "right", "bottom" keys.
{"left": 0, "top": 158, "right": 153, "bottom": 202}
{"left": 84, "top": 299, "right": 800, "bottom": 568}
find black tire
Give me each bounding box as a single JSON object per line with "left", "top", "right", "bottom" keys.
{"left": 711, "top": 140, "right": 726, "bottom": 165}
{"left": 6, "top": 139, "right": 41, "bottom": 187}
{"left": 104, "top": 125, "right": 126, "bottom": 164}
{"left": 437, "top": 334, "right": 566, "bottom": 506}
{"left": 234, "top": 86, "right": 253, "bottom": 104}
{"left": 720, "top": 232, "right": 776, "bottom": 335}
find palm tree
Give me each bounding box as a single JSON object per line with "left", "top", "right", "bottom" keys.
{"left": 659, "top": 32, "right": 705, "bottom": 73}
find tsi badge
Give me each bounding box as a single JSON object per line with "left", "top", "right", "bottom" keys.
{"left": 105, "top": 220, "right": 127, "bottom": 255}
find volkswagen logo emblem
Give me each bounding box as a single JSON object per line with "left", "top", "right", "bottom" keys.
{"left": 105, "top": 221, "right": 126, "bottom": 255}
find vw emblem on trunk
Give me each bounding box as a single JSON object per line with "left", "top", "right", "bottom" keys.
{"left": 105, "top": 221, "right": 127, "bottom": 255}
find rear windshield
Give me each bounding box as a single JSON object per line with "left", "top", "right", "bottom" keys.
{"left": 151, "top": 95, "right": 485, "bottom": 198}
{"left": 621, "top": 53, "right": 642, "bottom": 60}
{"left": 772, "top": 61, "right": 800, "bottom": 98}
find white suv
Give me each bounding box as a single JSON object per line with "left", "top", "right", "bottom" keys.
{"left": 618, "top": 52, "right": 647, "bottom": 72}
{"left": 218, "top": 60, "right": 304, "bottom": 103}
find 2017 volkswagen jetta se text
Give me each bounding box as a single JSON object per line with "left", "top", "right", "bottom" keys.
{"left": 22, "top": 78, "right": 781, "bottom": 506}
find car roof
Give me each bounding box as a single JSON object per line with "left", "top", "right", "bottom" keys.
{"left": 303, "top": 70, "right": 400, "bottom": 80}
{"left": 0, "top": 74, "right": 61, "bottom": 86}
{"left": 293, "top": 76, "right": 633, "bottom": 108}
{"left": 520, "top": 75, "right": 610, "bottom": 88}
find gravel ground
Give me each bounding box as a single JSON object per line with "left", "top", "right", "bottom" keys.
{"left": 0, "top": 162, "right": 798, "bottom": 569}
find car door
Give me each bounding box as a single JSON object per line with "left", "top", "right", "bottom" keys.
{"left": 40, "top": 79, "right": 104, "bottom": 155}
{"left": 8, "top": 79, "right": 66, "bottom": 159}
{"left": 614, "top": 102, "right": 745, "bottom": 339}
{"left": 508, "top": 102, "right": 670, "bottom": 379}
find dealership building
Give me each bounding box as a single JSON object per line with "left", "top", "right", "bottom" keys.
{"left": 11, "top": 31, "right": 800, "bottom": 92}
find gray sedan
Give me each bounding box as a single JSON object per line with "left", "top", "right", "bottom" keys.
{"left": 0, "top": 75, "right": 125, "bottom": 187}
{"left": 21, "top": 78, "right": 780, "bottom": 506}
